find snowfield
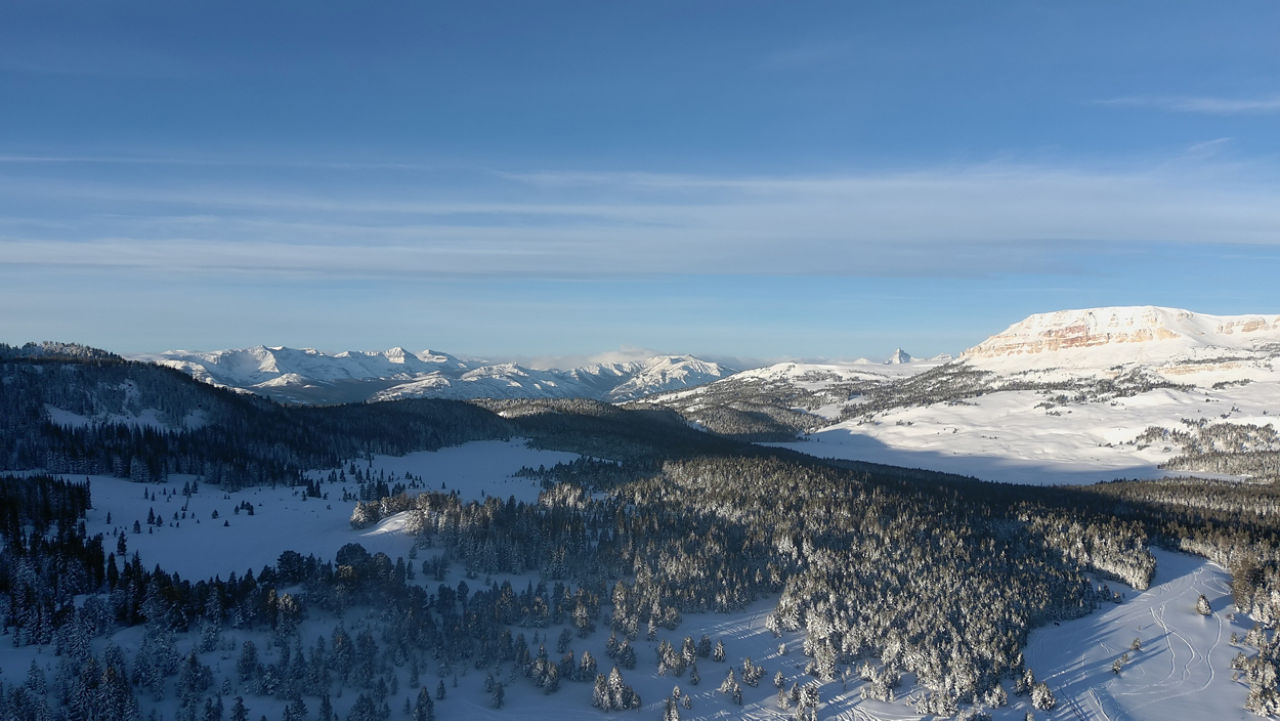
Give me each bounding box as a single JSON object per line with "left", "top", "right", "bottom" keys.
{"left": 773, "top": 369, "right": 1280, "bottom": 485}
{"left": 760, "top": 307, "right": 1280, "bottom": 484}
{"left": 1025, "top": 549, "right": 1254, "bottom": 721}
{"left": 78, "top": 439, "right": 580, "bottom": 581}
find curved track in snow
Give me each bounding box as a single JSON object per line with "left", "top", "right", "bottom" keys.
{"left": 1025, "top": 549, "right": 1252, "bottom": 721}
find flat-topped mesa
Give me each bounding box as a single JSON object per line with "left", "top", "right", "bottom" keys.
{"left": 962, "top": 306, "right": 1280, "bottom": 367}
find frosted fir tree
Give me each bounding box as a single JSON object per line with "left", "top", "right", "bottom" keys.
{"left": 491, "top": 681, "right": 505, "bottom": 709}
{"left": 608, "top": 666, "right": 642, "bottom": 710}
{"left": 412, "top": 687, "right": 434, "bottom": 721}
{"left": 1196, "top": 594, "right": 1213, "bottom": 616}
{"left": 593, "top": 673, "right": 610, "bottom": 709}
{"left": 718, "top": 669, "right": 743, "bottom": 705}
{"left": 1031, "top": 681, "right": 1056, "bottom": 710}
{"left": 617, "top": 640, "right": 637, "bottom": 669}
{"left": 1014, "top": 667, "right": 1035, "bottom": 696}
{"left": 230, "top": 697, "right": 249, "bottom": 721}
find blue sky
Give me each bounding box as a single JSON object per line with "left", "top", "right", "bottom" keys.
{"left": 3, "top": 1, "right": 1280, "bottom": 361}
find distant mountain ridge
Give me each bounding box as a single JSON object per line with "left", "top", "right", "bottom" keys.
{"left": 131, "top": 346, "right": 740, "bottom": 404}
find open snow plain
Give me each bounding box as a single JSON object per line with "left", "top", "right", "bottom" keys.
{"left": 772, "top": 369, "right": 1280, "bottom": 485}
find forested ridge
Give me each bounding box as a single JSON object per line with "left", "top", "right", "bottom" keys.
{"left": 1, "top": 353, "right": 509, "bottom": 488}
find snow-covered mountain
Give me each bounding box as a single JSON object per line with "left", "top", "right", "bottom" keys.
{"left": 632, "top": 306, "right": 1280, "bottom": 483}
{"left": 140, "top": 346, "right": 467, "bottom": 385}
{"left": 963, "top": 305, "right": 1280, "bottom": 373}
{"left": 639, "top": 352, "right": 945, "bottom": 440}
{"left": 748, "top": 306, "right": 1280, "bottom": 483}
{"left": 133, "top": 346, "right": 736, "bottom": 404}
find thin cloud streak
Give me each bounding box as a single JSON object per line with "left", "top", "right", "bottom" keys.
{"left": 1095, "top": 94, "right": 1280, "bottom": 115}
{"left": 0, "top": 153, "right": 446, "bottom": 172}
{"left": 4, "top": 159, "right": 1280, "bottom": 278}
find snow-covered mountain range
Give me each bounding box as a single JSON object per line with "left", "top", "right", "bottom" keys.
{"left": 131, "top": 306, "right": 1280, "bottom": 483}
{"left": 131, "top": 346, "right": 738, "bottom": 404}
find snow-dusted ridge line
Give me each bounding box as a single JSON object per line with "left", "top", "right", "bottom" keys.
{"left": 128, "top": 346, "right": 747, "bottom": 404}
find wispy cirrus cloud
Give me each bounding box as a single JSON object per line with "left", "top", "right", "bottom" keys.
{"left": 1095, "top": 94, "right": 1280, "bottom": 115}
{"left": 4, "top": 155, "right": 1280, "bottom": 280}
{"left": 0, "top": 153, "right": 444, "bottom": 172}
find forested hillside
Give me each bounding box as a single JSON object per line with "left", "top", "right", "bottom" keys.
{"left": 0, "top": 350, "right": 509, "bottom": 487}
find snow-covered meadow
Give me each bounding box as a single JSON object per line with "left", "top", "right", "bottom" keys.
{"left": 776, "top": 376, "right": 1280, "bottom": 485}
{"left": 73, "top": 440, "right": 580, "bottom": 581}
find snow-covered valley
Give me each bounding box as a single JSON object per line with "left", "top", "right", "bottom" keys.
{"left": 6, "top": 306, "right": 1280, "bottom": 721}
{"left": 2, "top": 446, "right": 1259, "bottom": 721}
{"left": 75, "top": 440, "right": 580, "bottom": 581}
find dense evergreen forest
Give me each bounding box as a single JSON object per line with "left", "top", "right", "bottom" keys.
{"left": 3, "top": 349, "right": 1280, "bottom": 717}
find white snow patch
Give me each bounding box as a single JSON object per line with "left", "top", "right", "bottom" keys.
{"left": 1024, "top": 548, "right": 1253, "bottom": 721}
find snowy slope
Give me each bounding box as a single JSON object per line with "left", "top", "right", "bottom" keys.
{"left": 132, "top": 347, "right": 735, "bottom": 404}
{"left": 605, "top": 355, "right": 730, "bottom": 401}
{"left": 762, "top": 307, "right": 1280, "bottom": 484}
{"left": 643, "top": 354, "right": 947, "bottom": 439}
{"left": 370, "top": 355, "right": 732, "bottom": 403}
{"left": 966, "top": 306, "right": 1280, "bottom": 371}
{"left": 1023, "top": 548, "right": 1253, "bottom": 721}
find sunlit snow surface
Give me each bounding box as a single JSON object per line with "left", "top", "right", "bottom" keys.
{"left": 739, "top": 307, "right": 1280, "bottom": 484}
{"left": 1024, "top": 549, "right": 1253, "bottom": 721}
{"left": 772, "top": 376, "right": 1280, "bottom": 484}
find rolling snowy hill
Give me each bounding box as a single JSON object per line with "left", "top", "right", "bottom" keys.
{"left": 133, "top": 346, "right": 737, "bottom": 404}
{"left": 639, "top": 353, "right": 946, "bottom": 440}
{"left": 649, "top": 306, "right": 1280, "bottom": 483}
